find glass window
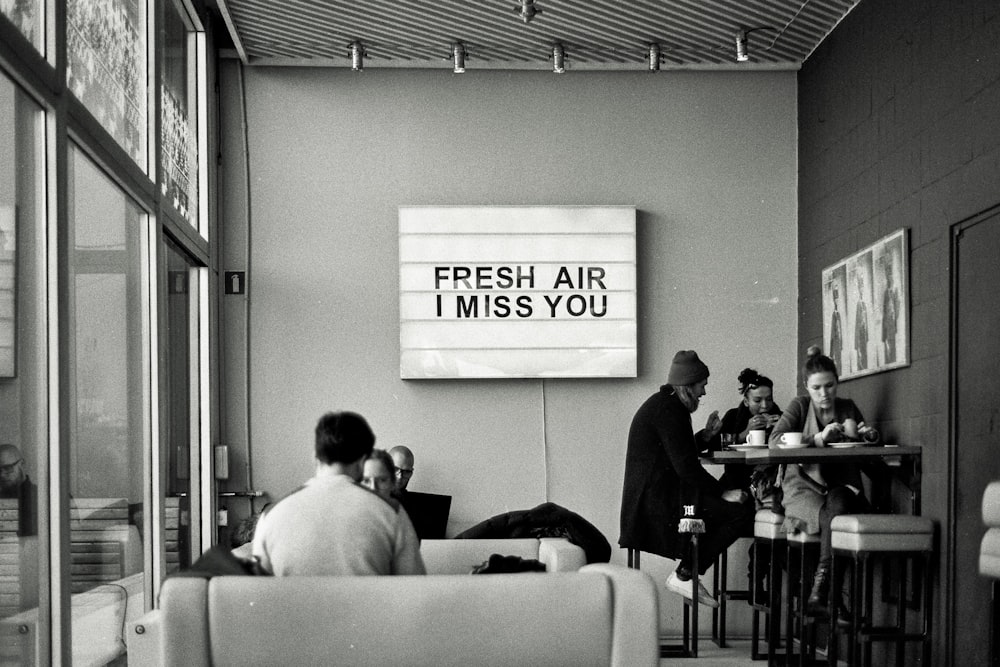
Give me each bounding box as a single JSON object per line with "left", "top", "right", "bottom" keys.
{"left": 67, "top": 0, "right": 148, "bottom": 168}
{"left": 0, "top": 69, "right": 45, "bottom": 665}
{"left": 164, "top": 237, "right": 201, "bottom": 574}
{"left": 0, "top": 0, "right": 43, "bottom": 53}
{"left": 161, "top": 3, "right": 199, "bottom": 230}
{"left": 67, "top": 144, "right": 147, "bottom": 665}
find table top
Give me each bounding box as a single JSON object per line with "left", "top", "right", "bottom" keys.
{"left": 703, "top": 444, "right": 922, "bottom": 464}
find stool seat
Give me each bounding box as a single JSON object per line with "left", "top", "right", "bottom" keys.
{"left": 754, "top": 509, "right": 786, "bottom": 540}
{"left": 786, "top": 529, "right": 820, "bottom": 545}
{"left": 982, "top": 481, "right": 1000, "bottom": 525}
{"left": 831, "top": 514, "right": 934, "bottom": 553}
{"left": 979, "top": 528, "right": 1000, "bottom": 578}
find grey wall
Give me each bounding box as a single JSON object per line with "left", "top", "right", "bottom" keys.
{"left": 797, "top": 1, "right": 1000, "bottom": 663}
{"left": 218, "top": 63, "right": 798, "bottom": 629}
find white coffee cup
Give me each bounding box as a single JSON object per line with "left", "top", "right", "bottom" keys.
{"left": 746, "top": 429, "right": 766, "bottom": 447}
{"left": 780, "top": 432, "right": 804, "bottom": 448}
{"left": 843, "top": 418, "right": 859, "bottom": 439}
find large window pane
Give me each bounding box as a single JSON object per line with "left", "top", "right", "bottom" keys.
{"left": 67, "top": 145, "right": 146, "bottom": 665}
{"left": 164, "top": 238, "right": 198, "bottom": 574}
{"left": 0, "top": 72, "right": 45, "bottom": 664}
{"left": 67, "top": 0, "right": 147, "bottom": 168}
{"left": 161, "top": 3, "right": 199, "bottom": 230}
{"left": 0, "top": 0, "right": 43, "bottom": 53}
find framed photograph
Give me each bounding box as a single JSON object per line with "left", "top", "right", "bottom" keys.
{"left": 822, "top": 228, "right": 908, "bottom": 380}
{"left": 0, "top": 205, "right": 14, "bottom": 378}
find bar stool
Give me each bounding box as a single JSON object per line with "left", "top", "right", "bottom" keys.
{"left": 829, "top": 514, "right": 935, "bottom": 667}
{"left": 712, "top": 536, "right": 752, "bottom": 648}
{"left": 626, "top": 527, "right": 706, "bottom": 658}
{"left": 784, "top": 529, "right": 822, "bottom": 665}
{"left": 751, "top": 509, "right": 787, "bottom": 664}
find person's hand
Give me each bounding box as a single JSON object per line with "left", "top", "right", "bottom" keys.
{"left": 721, "top": 489, "right": 748, "bottom": 504}
{"left": 818, "top": 422, "right": 845, "bottom": 444}
{"left": 748, "top": 413, "right": 770, "bottom": 431}
{"left": 703, "top": 410, "right": 722, "bottom": 438}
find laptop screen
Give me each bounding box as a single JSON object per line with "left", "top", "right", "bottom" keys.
{"left": 400, "top": 491, "right": 452, "bottom": 540}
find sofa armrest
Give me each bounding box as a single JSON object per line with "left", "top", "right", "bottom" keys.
{"left": 127, "top": 609, "right": 162, "bottom": 667}
{"left": 537, "top": 537, "right": 586, "bottom": 572}
{"left": 579, "top": 564, "right": 659, "bottom": 667}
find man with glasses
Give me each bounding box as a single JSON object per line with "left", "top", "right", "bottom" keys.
{"left": 0, "top": 444, "right": 37, "bottom": 536}
{"left": 389, "top": 445, "right": 415, "bottom": 494}
{"left": 389, "top": 445, "right": 451, "bottom": 540}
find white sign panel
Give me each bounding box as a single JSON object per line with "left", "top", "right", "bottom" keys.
{"left": 399, "top": 206, "right": 637, "bottom": 379}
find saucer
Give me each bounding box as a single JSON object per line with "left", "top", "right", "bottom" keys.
{"left": 828, "top": 441, "right": 864, "bottom": 448}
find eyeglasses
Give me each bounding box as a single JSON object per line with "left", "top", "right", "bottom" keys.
{"left": 394, "top": 467, "right": 414, "bottom": 477}
{"left": 0, "top": 459, "right": 22, "bottom": 474}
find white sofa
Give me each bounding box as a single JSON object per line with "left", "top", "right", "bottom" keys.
{"left": 131, "top": 563, "right": 658, "bottom": 666}
{"left": 127, "top": 537, "right": 590, "bottom": 665}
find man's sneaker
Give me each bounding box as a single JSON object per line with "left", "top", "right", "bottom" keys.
{"left": 665, "top": 571, "right": 720, "bottom": 608}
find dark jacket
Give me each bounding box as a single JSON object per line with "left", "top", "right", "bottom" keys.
{"left": 456, "top": 502, "right": 611, "bottom": 564}
{"left": 619, "top": 385, "right": 721, "bottom": 559}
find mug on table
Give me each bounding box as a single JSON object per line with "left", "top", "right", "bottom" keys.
{"left": 746, "top": 429, "right": 766, "bottom": 447}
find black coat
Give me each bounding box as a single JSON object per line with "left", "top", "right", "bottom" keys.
{"left": 619, "top": 385, "right": 721, "bottom": 559}
{"left": 455, "top": 502, "right": 611, "bottom": 564}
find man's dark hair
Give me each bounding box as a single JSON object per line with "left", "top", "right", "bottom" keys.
{"left": 314, "top": 411, "right": 376, "bottom": 464}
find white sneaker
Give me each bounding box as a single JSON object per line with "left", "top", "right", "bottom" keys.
{"left": 665, "top": 571, "right": 720, "bottom": 608}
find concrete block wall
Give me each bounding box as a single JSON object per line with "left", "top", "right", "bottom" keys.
{"left": 797, "top": 0, "right": 1000, "bottom": 663}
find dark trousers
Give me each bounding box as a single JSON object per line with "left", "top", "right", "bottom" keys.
{"left": 818, "top": 485, "right": 870, "bottom": 565}
{"left": 679, "top": 495, "right": 755, "bottom": 575}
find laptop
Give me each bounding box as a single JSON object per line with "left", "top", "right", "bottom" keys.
{"left": 399, "top": 491, "right": 452, "bottom": 540}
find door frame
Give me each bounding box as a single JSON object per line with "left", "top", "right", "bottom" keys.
{"left": 947, "top": 201, "right": 1000, "bottom": 665}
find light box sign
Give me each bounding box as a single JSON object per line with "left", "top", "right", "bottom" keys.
{"left": 399, "top": 206, "right": 637, "bottom": 379}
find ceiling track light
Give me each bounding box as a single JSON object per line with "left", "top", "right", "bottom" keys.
{"left": 452, "top": 42, "right": 466, "bottom": 73}
{"left": 735, "top": 28, "right": 749, "bottom": 62}
{"left": 349, "top": 40, "right": 365, "bottom": 71}
{"left": 552, "top": 43, "right": 566, "bottom": 73}
{"left": 516, "top": 0, "right": 541, "bottom": 24}
{"left": 648, "top": 43, "right": 661, "bottom": 72}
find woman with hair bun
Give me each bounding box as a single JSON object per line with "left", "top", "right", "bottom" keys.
{"left": 714, "top": 367, "right": 784, "bottom": 603}
{"left": 769, "top": 346, "right": 871, "bottom": 617}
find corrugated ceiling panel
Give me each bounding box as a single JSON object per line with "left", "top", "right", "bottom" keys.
{"left": 216, "top": 0, "right": 862, "bottom": 70}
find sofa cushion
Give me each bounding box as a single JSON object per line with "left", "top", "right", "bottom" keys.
{"left": 204, "top": 573, "right": 615, "bottom": 667}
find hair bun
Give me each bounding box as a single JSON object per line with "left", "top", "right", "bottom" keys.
{"left": 806, "top": 345, "right": 822, "bottom": 358}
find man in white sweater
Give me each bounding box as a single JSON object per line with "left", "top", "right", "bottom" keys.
{"left": 252, "top": 411, "right": 425, "bottom": 576}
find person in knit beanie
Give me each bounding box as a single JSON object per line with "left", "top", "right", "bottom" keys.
{"left": 619, "top": 349, "right": 753, "bottom": 608}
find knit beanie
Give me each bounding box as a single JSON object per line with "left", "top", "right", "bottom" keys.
{"left": 667, "top": 350, "right": 709, "bottom": 386}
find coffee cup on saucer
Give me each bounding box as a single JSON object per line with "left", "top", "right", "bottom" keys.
{"left": 746, "top": 430, "right": 766, "bottom": 447}
{"left": 779, "top": 432, "right": 805, "bottom": 448}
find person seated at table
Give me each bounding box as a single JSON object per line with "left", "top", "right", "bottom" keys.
{"left": 769, "top": 346, "right": 871, "bottom": 617}
{"left": 709, "top": 367, "right": 783, "bottom": 490}
{"left": 709, "top": 368, "right": 784, "bottom": 603}
{"left": 620, "top": 350, "right": 754, "bottom": 607}
{"left": 362, "top": 449, "right": 399, "bottom": 503}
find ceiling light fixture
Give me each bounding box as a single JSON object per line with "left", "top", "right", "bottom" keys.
{"left": 349, "top": 40, "right": 365, "bottom": 71}
{"left": 516, "top": 0, "right": 541, "bottom": 24}
{"left": 552, "top": 43, "right": 566, "bottom": 73}
{"left": 735, "top": 29, "right": 749, "bottom": 62}
{"left": 452, "top": 42, "right": 467, "bottom": 73}
{"left": 648, "top": 43, "right": 661, "bottom": 72}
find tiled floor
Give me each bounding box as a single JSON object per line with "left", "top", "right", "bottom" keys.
{"left": 657, "top": 638, "right": 841, "bottom": 666}
{"left": 658, "top": 639, "right": 764, "bottom": 665}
